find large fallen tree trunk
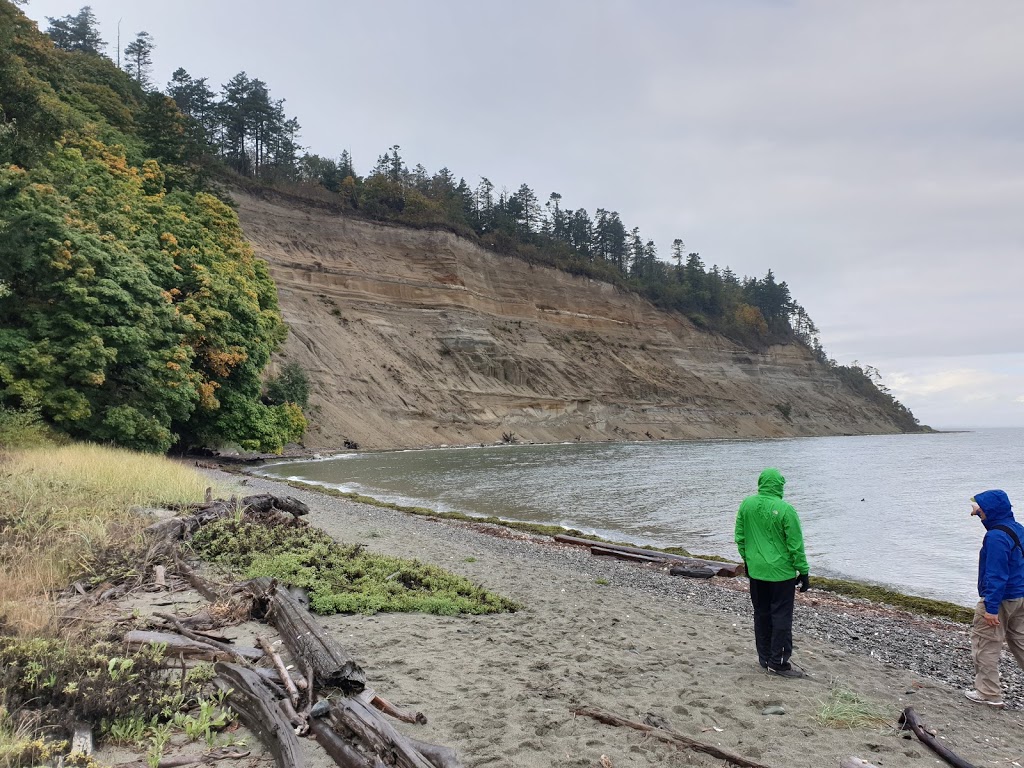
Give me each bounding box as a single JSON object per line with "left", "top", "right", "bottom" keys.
{"left": 554, "top": 535, "right": 744, "bottom": 576}
{"left": 215, "top": 662, "right": 306, "bottom": 768}
{"left": 574, "top": 706, "right": 774, "bottom": 768}
{"left": 247, "top": 577, "right": 366, "bottom": 694}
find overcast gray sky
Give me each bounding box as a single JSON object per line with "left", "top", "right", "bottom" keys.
{"left": 23, "top": 0, "right": 1024, "bottom": 429}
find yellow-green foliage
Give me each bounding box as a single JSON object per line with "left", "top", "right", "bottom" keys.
{"left": 191, "top": 517, "right": 519, "bottom": 616}
{"left": 0, "top": 443, "right": 217, "bottom": 634}
{"left": 0, "top": 1, "right": 303, "bottom": 453}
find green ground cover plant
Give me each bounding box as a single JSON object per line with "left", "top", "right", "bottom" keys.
{"left": 190, "top": 516, "right": 519, "bottom": 615}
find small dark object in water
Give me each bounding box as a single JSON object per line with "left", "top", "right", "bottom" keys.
{"left": 669, "top": 565, "right": 716, "bottom": 579}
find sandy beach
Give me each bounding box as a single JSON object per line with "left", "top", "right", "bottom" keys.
{"left": 184, "top": 469, "right": 1024, "bottom": 768}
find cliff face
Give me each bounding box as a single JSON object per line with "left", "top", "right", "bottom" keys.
{"left": 234, "top": 191, "right": 903, "bottom": 450}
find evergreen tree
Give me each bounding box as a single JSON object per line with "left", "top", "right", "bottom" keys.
{"left": 123, "top": 30, "right": 154, "bottom": 88}
{"left": 46, "top": 6, "right": 104, "bottom": 54}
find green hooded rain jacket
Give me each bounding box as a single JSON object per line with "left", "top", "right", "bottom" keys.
{"left": 734, "top": 468, "right": 809, "bottom": 582}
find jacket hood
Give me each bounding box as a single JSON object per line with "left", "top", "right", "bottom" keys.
{"left": 974, "top": 489, "right": 1014, "bottom": 528}
{"left": 757, "top": 468, "right": 785, "bottom": 499}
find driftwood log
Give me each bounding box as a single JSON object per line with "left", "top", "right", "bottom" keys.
{"left": 124, "top": 630, "right": 261, "bottom": 663}
{"left": 369, "top": 691, "right": 427, "bottom": 725}
{"left": 330, "top": 693, "right": 451, "bottom": 768}
{"left": 215, "top": 662, "right": 306, "bottom": 768}
{"left": 553, "top": 535, "right": 744, "bottom": 576}
{"left": 899, "top": 708, "right": 977, "bottom": 768}
{"left": 248, "top": 577, "right": 366, "bottom": 694}
{"left": 241, "top": 493, "right": 310, "bottom": 519}
{"left": 309, "top": 718, "right": 387, "bottom": 768}
{"left": 574, "top": 706, "right": 774, "bottom": 768}
{"left": 590, "top": 546, "right": 664, "bottom": 564}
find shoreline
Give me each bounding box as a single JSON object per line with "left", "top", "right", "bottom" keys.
{"left": 205, "top": 467, "right": 1023, "bottom": 767}
{"left": 221, "top": 426, "right": 956, "bottom": 465}
{"left": 229, "top": 467, "right": 976, "bottom": 624}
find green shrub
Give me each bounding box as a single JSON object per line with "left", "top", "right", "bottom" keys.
{"left": 264, "top": 363, "right": 310, "bottom": 408}
{"left": 190, "top": 518, "right": 518, "bottom": 615}
{"left": 0, "top": 407, "right": 60, "bottom": 449}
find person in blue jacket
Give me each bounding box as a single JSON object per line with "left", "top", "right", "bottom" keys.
{"left": 965, "top": 489, "right": 1024, "bottom": 707}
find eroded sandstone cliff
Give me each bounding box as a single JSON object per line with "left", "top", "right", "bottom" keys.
{"left": 234, "top": 191, "right": 905, "bottom": 450}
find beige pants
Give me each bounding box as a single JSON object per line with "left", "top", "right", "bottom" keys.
{"left": 971, "top": 597, "right": 1024, "bottom": 700}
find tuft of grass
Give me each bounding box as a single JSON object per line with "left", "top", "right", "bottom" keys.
{"left": 0, "top": 444, "right": 222, "bottom": 635}
{"left": 594, "top": 578, "right": 609, "bottom": 586}
{"left": 190, "top": 517, "right": 519, "bottom": 616}
{"left": 815, "top": 682, "right": 894, "bottom": 729}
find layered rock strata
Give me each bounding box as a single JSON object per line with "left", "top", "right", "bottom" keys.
{"left": 234, "top": 191, "right": 903, "bottom": 450}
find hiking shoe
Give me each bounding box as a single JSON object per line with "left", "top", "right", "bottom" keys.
{"left": 965, "top": 689, "right": 1004, "bottom": 708}
{"left": 766, "top": 665, "right": 804, "bottom": 679}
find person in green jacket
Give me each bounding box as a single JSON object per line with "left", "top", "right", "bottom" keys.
{"left": 735, "top": 467, "right": 810, "bottom": 678}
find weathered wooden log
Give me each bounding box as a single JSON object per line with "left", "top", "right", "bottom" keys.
{"left": 553, "top": 535, "right": 743, "bottom": 576}
{"left": 173, "top": 556, "right": 233, "bottom": 603}
{"left": 590, "top": 546, "right": 663, "bottom": 564}
{"left": 248, "top": 577, "right": 365, "bottom": 694}
{"left": 668, "top": 564, "right": 716, "bottom": 579}
{"left": 155, "top": 613, "right": 257, "bottom": 665}
{"left": 840, "top": 759, "right": 882, "bottom": 768}
{"left": 899, "top": 708, "right": 977, "bottom": 768}
{"left": 573, "top": 706, "right": 774, "bottom": 768}
{"left": 309, "top": 718, "right": 386, "bottom": 768}
{"left": 257, "top": 636, "right": 301, "bottom": 707}
{"left": 368, "top": 691, "right": 427, "bottom": 725}
{"left": 242, "top": 494, "right": 310, "bottom": 518}
{"left": 214, "top": 662, "right": 306, "bottom": 768}
{"left": 69, "top": 721, "right": 92, "bottom": 756}
{"left": 125, "top": 630, "right": 262, "bottom": 662}
{"left": 329, "top": 696, "right": 433, "bottom": 768}
{"left": 404, "top": 738, "right": 464, "bottom": 768}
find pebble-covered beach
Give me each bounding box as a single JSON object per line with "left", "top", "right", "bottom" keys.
{"left": 214, "top": 469, "right": 1024, "bottom": 767}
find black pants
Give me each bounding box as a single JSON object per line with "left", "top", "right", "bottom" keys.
{"left": 749, "top": 577, "right": 797, "bottom": 670}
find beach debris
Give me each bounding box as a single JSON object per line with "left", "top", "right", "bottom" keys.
{"left": 898, "top": 707, "right": 977, "bottom": 768}
{"left": 599, "top": 756, "right": 613, "bottom": 768}
{"left": 247, "top": 576, "right": 366, "bottom": 694}
{"left": 126, "top": 493, "right": 464, "bottom": 768}
{"left": 552, "top": 535, "right": 744, "bottom": 576}
{"left": 668, "top": 564, "right": 716, "bottom": 579}
{"left": 840, "top": 759, "right": 882, "bottom": 768}
{"left": 573, "top": 706, "right": 776, "bottom": 768}
{"left": 760, "top": 706, "right": 786, "bottom": 716}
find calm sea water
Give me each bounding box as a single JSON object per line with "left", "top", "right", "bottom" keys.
{"left": 258, "top": 428, "right": 1024, "bottom": 607}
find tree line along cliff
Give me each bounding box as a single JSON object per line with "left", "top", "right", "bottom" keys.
{"left": 0, "top": 2, "right": 923, "bottom": 454}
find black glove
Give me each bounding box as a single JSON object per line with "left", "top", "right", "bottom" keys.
{"left": 796, "top": 572, "right": 810, "bottom": 593}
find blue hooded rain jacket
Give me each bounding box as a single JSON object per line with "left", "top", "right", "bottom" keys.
{"left": 974, "top": 489, "right": 1024, "bottom": 615}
